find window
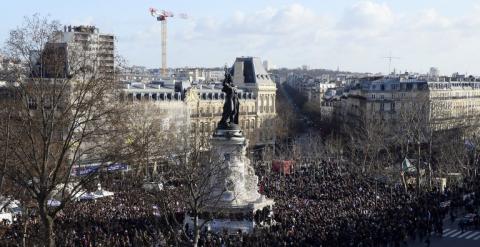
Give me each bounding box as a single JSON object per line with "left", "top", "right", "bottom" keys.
{"left": 44, "top": 97, "right": 52, "bottom": 110}
{"left": 244, "top": 60, "right": 255, "bottom": 83}
{"left": 224, "top": 153, "right": 231, "bottom": 161}
{"left": 28, "top": 97, "right": 37, "bottom": 110}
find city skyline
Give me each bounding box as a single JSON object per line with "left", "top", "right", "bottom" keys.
{"left": 1, "top": 0, "right": 480, "bottom": 75}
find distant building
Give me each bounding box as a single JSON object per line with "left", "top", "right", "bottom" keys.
{"left": 49, "top": 25, "right": 115, "bottom": 81}
{"left": 118, "top": 66, "right": 227, "bottom": 84}
{"left": 118, "top": 66, "right": 162, "bottom": 83}
{"left": 0, "top": 55, "right": 22, "bottom": 82}
{"left": 263, "top": 60, "right": 275, "bottom": 71}
{"left": 429, "top": 67, "right": 439, "bottom": 78}
{"left": 0, "top": 26, "right": 116, "bottom": 165}
{"left": 206, "top": 70, "right": 225, "bottom": 82}
{"left": 261, "top": 60, "right": 276, "bottom": 71}
{"left": 286, "top": 73, "right": 336, "bottom": 114}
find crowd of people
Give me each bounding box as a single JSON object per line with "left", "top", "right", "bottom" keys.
{"left": 1, "top": 160, "right": 479, "bottom": 246}
{"left": 194, "top": 161, "right": 480, "bottom": 246}
{"left": 0, "top": 178, "right": 176, "bottom": 246}
{"left": 255, "top": 162, "right": 447, "bottom": 246}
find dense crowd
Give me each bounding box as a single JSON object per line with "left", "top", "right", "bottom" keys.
{"left": 257, "top": 162, "right": 447, "bottom": 246}
{"left": 1, "top": 160, "right": 480, "bottom": 246}
{"left": 0, "top": 179, "right": 177, "bottom": 247}
{"left": 195, "top": 161, "right": 480, "bottom": 246}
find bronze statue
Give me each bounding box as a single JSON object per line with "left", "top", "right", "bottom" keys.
{"left": 218, "top": 67, "right": 239, "bottom": 129}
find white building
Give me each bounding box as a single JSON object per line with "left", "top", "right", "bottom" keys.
{"left": 429, "top": 67, "right": 440, "bottom": 79}
{"left": 262, "top": 60, "right": 275, "bottom": 71}
{"left": 206, "top": 70, "right": 225, "bottom": 82}
{"left": 52, "top": 25, "right": 115, "bottom": 81}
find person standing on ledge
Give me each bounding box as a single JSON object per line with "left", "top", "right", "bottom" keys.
{"left": 218, "top": 67, "right": 240, "bottom": 128}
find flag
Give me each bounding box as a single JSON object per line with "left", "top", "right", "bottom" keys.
{"left": 402, "top": 158, "right": 416, "bottom": 173}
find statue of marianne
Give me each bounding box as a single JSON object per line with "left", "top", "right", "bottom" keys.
{"left": 218, "top": 67, "right": 240, "bottom": 129}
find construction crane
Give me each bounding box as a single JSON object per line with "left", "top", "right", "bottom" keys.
{"left": 149, "top": 8, "right": 188, "bottom": 78}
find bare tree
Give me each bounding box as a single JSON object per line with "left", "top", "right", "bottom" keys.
{"left": 120, "top": 103, "right": 172, "bottom": 178}
{"left": 0, "top": 15, "right": 127, "bottom": 246}
{"left": 0, "top": 99, "right": 12, "bottom": 197}
{"left": 324, "top": 132, "right": 344, "bottom": 162}
{"left": 345, "top": 113, "right": 390, "bottom": 175}
{"left": 274, "top": 85, "right": 301, "bottom": 141}
{"left": 395, "top": 93, "right": 432, "bottom": 194}
{"left": 147, "top": 129, "right": 228, "bottom": 247}
{"left": 434, "top": 126, "right": 480, "bottom": 181}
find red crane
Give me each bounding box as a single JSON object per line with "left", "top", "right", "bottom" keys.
{"left": 149, "top": 8, "right": 188, "bottom": 78}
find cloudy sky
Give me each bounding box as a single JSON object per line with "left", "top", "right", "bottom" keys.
{"left": 2, "top": 0, "right": 480, "bottom": 75}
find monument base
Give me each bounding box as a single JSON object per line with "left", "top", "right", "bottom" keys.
{"left": 184, "top": 216, "right": 255, "bottom": 234}
{"left": 184, "top": 127, "right": 274, "bottom": 234}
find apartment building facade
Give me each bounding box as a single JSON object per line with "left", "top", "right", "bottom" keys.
{"left": 120, "top": 57, "right": 277, "bottom": 147}
{"left": 333, "top": 75, "right": 480, "bottom": 134}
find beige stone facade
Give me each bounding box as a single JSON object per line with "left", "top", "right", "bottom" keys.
{"left": 429, "top": 82, "right": 480, "bottom": 131}
{"left": 333, "top": 76, "right": 480, "bottom": 133}
{"left": 120, "top": 57, "right": 277, "bottom": 147}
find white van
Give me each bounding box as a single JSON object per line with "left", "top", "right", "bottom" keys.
{"left": 0, "top": 198, "right": 22, "bottom": 224}
{"left": 0, "top": 211, "right": 13, "bottom": 224}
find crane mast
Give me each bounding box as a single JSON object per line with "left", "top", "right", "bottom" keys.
{"left": 161, "top": 19, "right": 167, "bottom": 77}
{"left": 149, "top": 8, "right": 187, "bottom": 78}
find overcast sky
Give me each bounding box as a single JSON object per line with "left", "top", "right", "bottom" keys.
{"left": 2, "top": 0, "right": 480, "bottom": 75}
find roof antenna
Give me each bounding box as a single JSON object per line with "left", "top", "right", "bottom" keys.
{"left": 383, "top": 51, "right": 400, "bottom": 75}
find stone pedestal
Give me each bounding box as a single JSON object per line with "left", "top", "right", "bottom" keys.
{"left": 184, "top": 126, "right": 274, "bottom": 234}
